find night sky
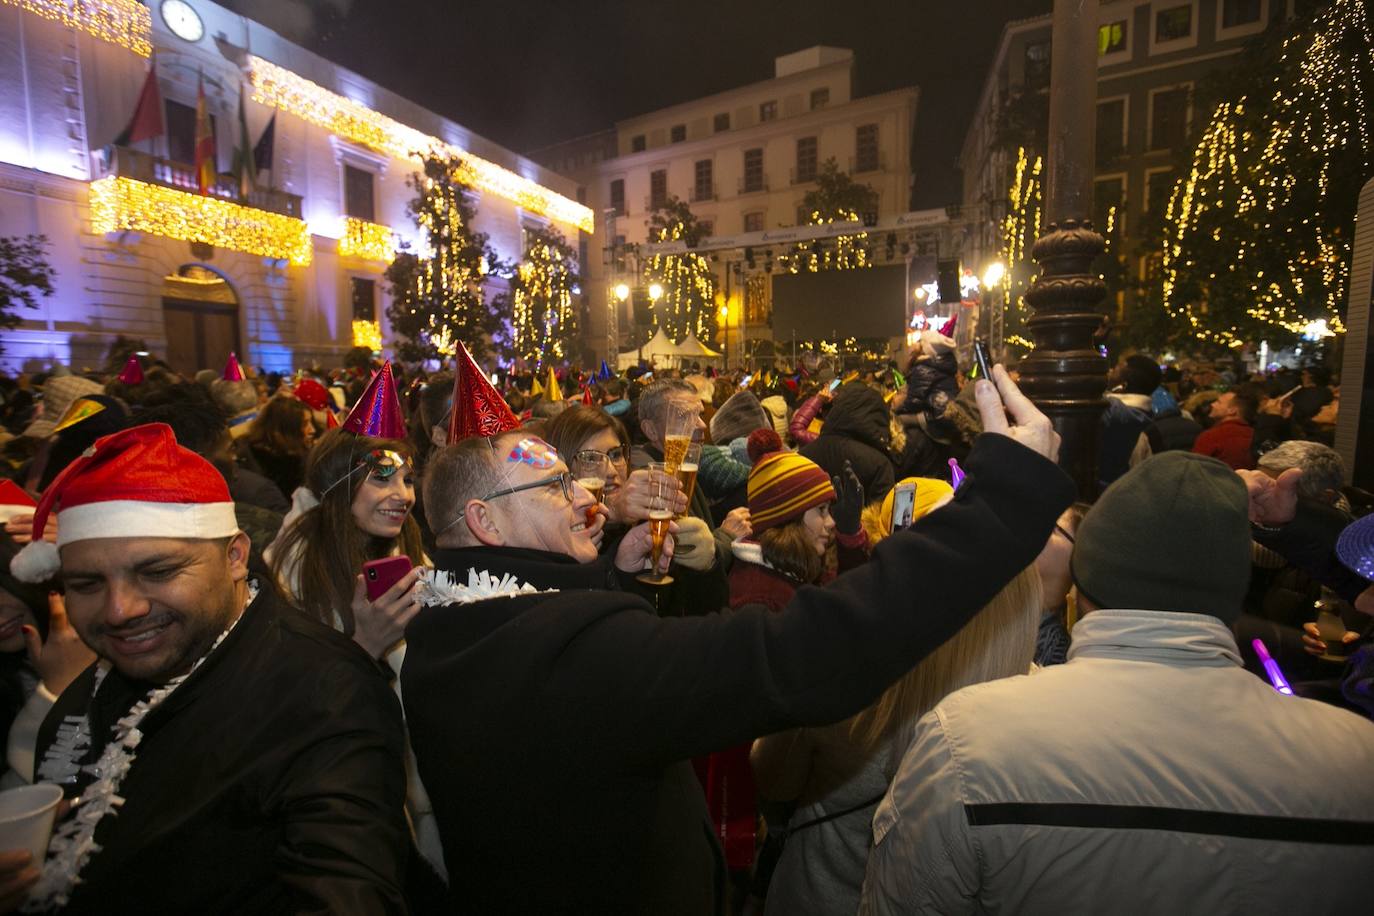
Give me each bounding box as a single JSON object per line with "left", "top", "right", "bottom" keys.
{"left": 221, "top": 0, "right": 1053, "bottom": 207}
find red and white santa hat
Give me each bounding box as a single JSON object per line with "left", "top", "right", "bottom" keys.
{"left": 11, "top": 423, "right": 239, "bottom": 583}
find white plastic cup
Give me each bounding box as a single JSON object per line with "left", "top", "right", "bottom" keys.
{"left": 0, "top": 784, "right": 64, "bottom": 862}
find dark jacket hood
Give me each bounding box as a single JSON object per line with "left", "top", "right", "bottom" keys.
{"left": 819, "top": 383, "right": 891, "bottom": 451}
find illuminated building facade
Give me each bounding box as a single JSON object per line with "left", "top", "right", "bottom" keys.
{"left": 0, "top": 0, "right": 589, "bottom": 374}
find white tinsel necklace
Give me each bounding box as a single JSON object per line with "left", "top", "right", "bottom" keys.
{"left": 23, "top": 581, "right": 258, "bottom": 912}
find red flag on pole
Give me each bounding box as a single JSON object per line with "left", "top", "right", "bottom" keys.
{"left": 114, "top": 54, "right": 164, "bottom": 147}
{"left": 194, "top": 73, "right": 216, "bottom": 195}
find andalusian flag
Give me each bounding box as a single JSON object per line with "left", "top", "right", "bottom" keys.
{"left": 194, "top": 73, "right": 216, "bottom": 195}
{"left": 233, "top": 87, "right": 257, "bottom": 199}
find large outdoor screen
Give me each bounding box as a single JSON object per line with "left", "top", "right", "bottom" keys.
{"left": 770, "top": 265, "right": 907, "bottom": 340}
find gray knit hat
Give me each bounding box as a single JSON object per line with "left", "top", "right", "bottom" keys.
{"left": 1071, "top": 451, "right": 1251, "bottom": 623}
{"left": 710, "top": 390, "right": 770, "bottom": 445}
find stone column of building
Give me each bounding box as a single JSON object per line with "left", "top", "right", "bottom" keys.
{"left": 1019, "top": 0, "right": 1109, "bottom": 497}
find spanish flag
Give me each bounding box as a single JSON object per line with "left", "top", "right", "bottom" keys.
{"left": 194, "top": 73, "right": 216, "bottom": 195}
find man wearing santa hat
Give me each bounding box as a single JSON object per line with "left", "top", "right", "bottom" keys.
{"left": 0, "top": 424, "right": 408, "bottom": 914}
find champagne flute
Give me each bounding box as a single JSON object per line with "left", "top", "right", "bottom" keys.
{"left": 571, "top": 452, "right": 608, "bottom": 528}
{"left": 671, "top": 441, "right": 702, "bottom": 554}
{"left": 662, "top": 401, "right": 697, "bottom": 473}
{"left": 636, "top": 462, "right": 675, "bottom": 586}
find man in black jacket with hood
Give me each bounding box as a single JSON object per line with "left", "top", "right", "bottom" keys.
{"left": 403, "top": 367, "right": 1072, "bottom": 915}
{"left": 800, "top": 381, "right": 896, "bottom": 499}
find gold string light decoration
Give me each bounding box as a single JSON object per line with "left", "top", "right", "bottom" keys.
{"left": 90, "top": 176, "right": 313, "bottom": 265}
{"left": 643, "top": 217, "right": 716, "bottom": 343}
{"left": 246, "top": 56, "right": 594, "bottom": 234}
{"left": 511, "top": 227, "right": 578, "bottom": 369}
{"left": 338, "top": 217, "right": 397, "bottom": 262}
{"left": 3, "top": 0, "right": 152, "bottom": 56}
{"left": 998, "top": 146, "right": 1042, "bottom": 351}
{"left": 352, "top": 319, "right": 383, "bottom": 351}
{"left": 1162, "top": 0, "right": 1372, "bottom": 347}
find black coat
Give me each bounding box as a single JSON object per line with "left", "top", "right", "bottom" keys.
{"left": 800, "top": 383, "right": 895, "bottom": 499}
{"left": 401, "top": 434, "right": 1074, "bottom": 915}
{"left": 34, "top": 587, "right": 409, "bottom": 915}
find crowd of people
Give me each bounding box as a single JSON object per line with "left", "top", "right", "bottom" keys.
{"left": 0, "top": 328, "right": 1369, "bottom": 914}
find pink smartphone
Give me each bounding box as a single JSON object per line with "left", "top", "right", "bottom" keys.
{"left": 363, "top": 556, "right": 414, "bottom": 601}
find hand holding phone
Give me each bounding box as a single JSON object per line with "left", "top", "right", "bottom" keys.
{"left": 890, "top": 482, "right": 916, "bottom": 532}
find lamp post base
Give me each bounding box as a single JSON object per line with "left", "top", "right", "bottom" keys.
{"left": 1019, "top": 218, "right": 1110, "bottom": 498}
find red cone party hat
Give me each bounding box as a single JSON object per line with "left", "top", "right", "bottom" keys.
{"left": 11, "top": 423, "right": 238, "bottom": 583}
{"left": 581, "top": 386, "right": 594, "bottom": 406}
{"left": 118, "top": 356, "right": 144, "bottom": 385}
{"left": 448, "top": 342, "right": 519, "bottom": 443}
{"left": 222, "top": 352, "right": 245, "bottom": 381}
{"left": 939, "top": 314, "right": 957, "bottom": 338}
{"left": 342, "top": 361, "right": 406, "bottom": 440}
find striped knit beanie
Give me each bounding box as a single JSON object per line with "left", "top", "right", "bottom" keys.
{"left": 746, "top": 429, "right": 835, "bottom": 534}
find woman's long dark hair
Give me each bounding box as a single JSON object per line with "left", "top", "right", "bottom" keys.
{"left": 759, "top": 518, "right": 826, "bottom": 585}
{"left": 244, "top": 396, "right": 312, "bottom": 457}
{"left": 270, "top": 428, "right": 425, "bottom": 634}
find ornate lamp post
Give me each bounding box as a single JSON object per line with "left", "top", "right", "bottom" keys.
{"left": 1018, "top": 0, "right": 1110, "bottom": 497}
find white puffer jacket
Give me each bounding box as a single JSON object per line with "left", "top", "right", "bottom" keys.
{"left": 861, "top": 609, "right": 1374, "bottom": 915}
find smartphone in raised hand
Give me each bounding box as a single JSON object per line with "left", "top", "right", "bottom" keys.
{"left": 972, "top": 339, "right": 993, "bottom": 381}
{"left": 364, "top": 556, "right": 414, "bottom": 602}
{"left": 890, "top": 482, "right": 916, "bottom": 532}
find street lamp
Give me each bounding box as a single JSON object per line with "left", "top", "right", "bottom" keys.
{"left": 614, "top": 282, "right": 630, "bottom": 302}
{"left": 719, "top": 303, "right": 730, "bottom": 369}
{"left": 982, "top": 261, "right": 1006, "bottom": 289}
{"left": 648, "top": 282, "right": 664, "bottom": 302}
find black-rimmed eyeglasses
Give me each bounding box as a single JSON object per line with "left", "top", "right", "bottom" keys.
{"left": 481, "top": 471, "right": 575, "bottom": 503}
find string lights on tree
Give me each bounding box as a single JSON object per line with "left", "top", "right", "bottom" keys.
{"left": 507, "top": 224, "right": 580, "bottom": 370}
{"left": 1162, "top": 0, "right": 1374, "bottom": 348}
{"left": 780, "top": 159, "right": 876, "bottom": 272}
{"left": 998, "top": 146, "right": 1043, "bottom": 353}
{"left": 643, "top": 196, "right": 716, "bottom": 343}
{"left": 384, "top": 155, "right": 504, "bottom": 363}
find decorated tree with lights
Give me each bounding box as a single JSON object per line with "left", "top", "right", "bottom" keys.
{"left": 779, "top": 159, "right": 877, "bottom": 272}
{"left": 1162, "top": 0, "right": 1374, "bottom": 349}
{"left": 386, "top": 155, "right": 505, "bottom": 363}
{"left": 643, "top": 196, "right": 716, "bottom": 342}
{"left": 504, "top": 224, "right": 580, "bottom": 371}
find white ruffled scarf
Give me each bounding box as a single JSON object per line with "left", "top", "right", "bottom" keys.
{"left": 24, "top": 581, "right": 258, "bottom": 912}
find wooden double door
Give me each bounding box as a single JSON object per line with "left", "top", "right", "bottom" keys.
{"left": 162, "top": 298, "right": 242, "bottom": 377}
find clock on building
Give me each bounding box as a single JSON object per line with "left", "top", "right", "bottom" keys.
{"left": 161, "top": 0, "right": 204, "bottom": 42}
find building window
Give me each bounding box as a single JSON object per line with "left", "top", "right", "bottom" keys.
{"left": 810, "top": 88, "right": 830, "bottom": 110}
{"left": 1221, "top": 0, "right": 1262, "bottom": 28}
{"left": 1096, "top": 99, "right": 1126, "bottom": 164}
{"left": 744, "top": 211, "right": 765, "bottom": 233}
{"left": 165, "top": 99, "right": 213, "bottom": 165}
{"left": 795, "top": 136, "right": 818, "bottom": 183}
{"left": 351, "top": 277, "right": 377, "bottom": 322}
{"left": 1024, "top": 40, "right": 1051, "bottom": 90}
{"left": 344, "top": 164, "right": 376, "bottom": 222}
{"left": 759, "top": 100, "right": 777, "bottom": 122}
{"left": 1098, "top": 19, "right": 1128, "bottom": 56}
{"left": 699, "top": 219, "right": 714, "bottom": 237}
{"left": 743, "top": 148, "right": 764, "bottom": 193}
{"left": 650, "top": 169, "right": 668, "bottom": 210}
{"left": 713, "top": 112, "right": 730, "bottom": 133}
{"left": 693, "top": 159, "right": 713, "bottom": 201}
{"left": 1145, "top": 169, "right": 1175, "bottom": 215}
{"left": 1155, "top": 4, "right": 1193, "bottom": 43}
{"left": 609, "top": 179, "right": 625, "bottom": 216}
{"left": 670, "top": 124, "right": 686, "bottom": 143}
{"left": 1150, "top": 86, "right": 1190, "bottom": 150}
{"left": 631, "top": 134, "right": 646, "bottom": 153}
{"left": 855, "top": 124, "right": 880, "bottom": 172}
{"left": 1093, "top": 176, "right": 1125, "bottom": 237}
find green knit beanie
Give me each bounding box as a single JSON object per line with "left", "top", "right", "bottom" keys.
{"left": 1071, "top": 452, "right": 1251, "bottom": 623}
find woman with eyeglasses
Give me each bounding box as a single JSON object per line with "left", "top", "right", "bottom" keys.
{"left": 267, "top": 428, "right": 429, "bottom": 661}
{"left": 541, "top": 405, "right": 662, "bottom": 530}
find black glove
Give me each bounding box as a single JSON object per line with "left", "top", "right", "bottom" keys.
{"left": 831, "top": 460, "right": 864, "bottom": 536}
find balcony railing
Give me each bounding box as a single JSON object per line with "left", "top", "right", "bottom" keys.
{"left": 737, "top": 177, "right": 769, "bottom": 195}
{"left": 690, "top": 183, "right": 717, "bottom": 203}
{"left": 105, "top": 145, "right": 303, "bottom": 220}
{"left": 849, "top": 152, "right": 887, "bottom": 174}
{"left": 790, "top": 167, "right": 817, "bottom": 185}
